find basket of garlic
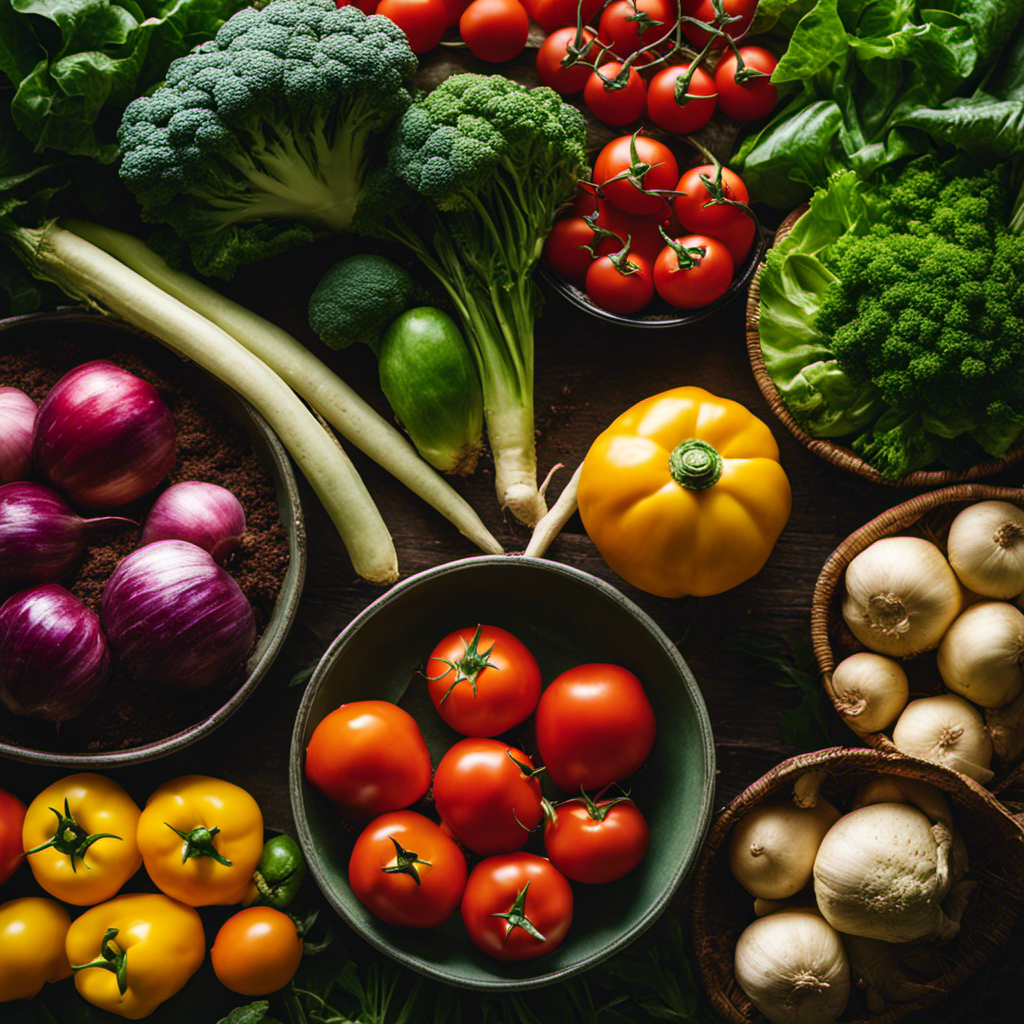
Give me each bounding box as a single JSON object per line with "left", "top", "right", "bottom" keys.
{"left": 690, "top": 747, "right": 1024, "bottom": 1024}
{"left": 811, "top": 485, "right": 1024, "bottom": 787}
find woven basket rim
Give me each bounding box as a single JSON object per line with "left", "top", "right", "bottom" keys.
{"left": 745, "top": 209, "right": 1024, "bottom": 486}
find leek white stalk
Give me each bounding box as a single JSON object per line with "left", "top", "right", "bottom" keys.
{"left": 937, "top": 601, "right": 1024, "bottom": 708}
{"left": 892, "top": 694, "right": 994, "bottom": 782}
{"left": 10, "top": 220, "right": 397, "bottom": 584}
{"left": 524, "top": 463, "right": 579, "bottom": 558}
{"left": 947, "top": 500, "right": 1024, "bottom": 598}
{"left": 830, "top": 652, "right": 908, "bottom": 733}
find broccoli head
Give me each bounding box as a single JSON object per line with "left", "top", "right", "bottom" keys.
{"left": 308, "top": 254, "right": 417, "bottom": 352}
{"left": 118, "top": 0, "right": 417, "bottom": 278}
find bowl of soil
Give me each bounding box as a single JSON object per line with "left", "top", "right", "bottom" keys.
{"left": 0, "top": 311, "right": 306, "bottom": 766}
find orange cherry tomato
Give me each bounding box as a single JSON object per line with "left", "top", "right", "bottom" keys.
{"left": 211, "top": 907, "right": 303, "bottom": 996}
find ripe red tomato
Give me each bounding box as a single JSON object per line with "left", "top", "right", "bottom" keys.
{"left": 544, "top": 795, "right": 649, "bottom": 883}
{"left": 682, "top": 0, "right": 757, "bottom": 49}
{"left": 376, "top": 0, "right": 447, "bottom": 53}
{"left": 585, "top": 250, "right": 654, "bottom": 314}
{"left": 432, "top": 739, "right": 543, "bottom": 855}
{"left": 653, "top": 233, "right": 734, "bottom": 308}
{"left": 598, "top": 0, "right": 675, "bottom": 60}
{"left": 461, "top": 853, "right": 573, "bottom": 960}
{"left": 0, "top": 788, "right": 26, "bottom": 885}
{"left": 536, "top": 27, "right": 597, "bottom": 95}
{"left": 532, "top": 0, "right": 602, "bottom": 30}
{"left": 348, "top": 811, "right": 467, "bottom": 928}
{"left": 439, "top": 0, "right": 471, "bottom": 25}
{"left": 535, "top": 663, "right": 656, "bottom": 792}
{"left": 714, "top": 45, "right": 779, "bottom": 121}
{"left": 460, "top": 0, "right": 529, "bottom": 62}
{"left": 583, "top": 62, "right": 646, "bottom": 126}
{"left": 544, "top": 216, "right": 606, "bottom": 287}
{"left": 426, "top": 624, "right": 541, "bottom": 736}
{"left": 211, "top": 907, "right": 303, "bottom": 996}
{"left": 673, "top": 163, "right": 750, "bottom": 235}
{"left": 646, "top": 63, "right": 718, "bottom": 135}
{"left": 336, "top": 0, "right": 379, "bottom": 12}
{"left": 304, "top": 701, "right": 431, "bottom": 822}
{"left": 593, "top": 135, "right": 679, "bottom": 217}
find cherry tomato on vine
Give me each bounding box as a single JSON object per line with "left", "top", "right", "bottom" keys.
{"left": 0, "top": 789, "right": 26, "bottom": 886}
{"left": 536, "top": 27, "right": 597, "bottom": 95}
{"left": 376, "top": 0, "right": 447, "bottom": 53}
{"left": 532, "top": 0, "right": 602, "bottom": 30}
{"left": 544, "top": 216, "right": 607, "bottom": 287}
{"left": 211, "top": 907, "right": 303, "bottom": 996}
{"left": 598, "top": 0, "right": 675, "bottom": 60}
{"left": 715, "top": 45, "right": 779, "bottom": 121}
{"left": 653, "top": 233, "right": 734, "bottom": 308}
{"left": 461, "top": 853, "right": 573, "bottom": 961}
{"left": 583, "top": 62, "right": 646, "bottom": 126}
{"left": 304, "top": 701, "right": 431, "bottom": 822}
{"left": 646, "top": 63, "right": 718, "bottom": 135}
{"left": 426, "top": 624, "right": 541, "bottom": 736}
{"left": 585, "top": 249, "right": 654, "bottom": 314}
{"left": 432, "top": 739, "right": 543, "bottom": 856}
{"left": 349, "top": 811, "right": 467, "bottom": 928}
{"left": 535, "top": 663, "right": 656, "bottom": 792}
{"left": 593, "top": 134, "right": 678, "bottom": 217}
{"left": 544, "top": 794, "right": 650, "bottom": 883}
{"left": 682, "top": 0, "right": 757, "bottom": 49}
{"left": 460, "top": 0, "right": 529, "bottom": 62}
{"left": 673, "top": 164, "right": 750, "bottom": 236}
{"left": 585, "top": 197, "right": 670, "bottom": 265}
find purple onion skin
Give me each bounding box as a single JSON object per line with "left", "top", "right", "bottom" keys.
{"left": 0, "top": 387, "right": 38, "bottom": 484}
{"left": 0, "top": 584, "right": 111, "bottom": 720}
{"left": 33, "top": 359, "right": 176, "bottom": 508}
{"left": 141, "top": 481, "right": 246, "bottom": 565}
{"left": 101, "top": 539, "right": 256, "bottom": 690}
{"left": 0, "top": 482, "right": 135, "bottom": 588}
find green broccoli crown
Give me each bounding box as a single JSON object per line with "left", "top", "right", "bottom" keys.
{"left": 118, "top": 0, "right": 417, "bottom": 277}
{"left": 308, "top": 253, "right": 417, "bottom": 351}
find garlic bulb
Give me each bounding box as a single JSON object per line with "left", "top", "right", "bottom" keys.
{"left": 842, "top": 536, "right": 962, "bottom": 657}
{"left": 947, "top": 501, "right": 1024, "bottom": 599}
{"left": 734, "top": 909, "right": 850, "bottom": 1024}
{"left": 853, "top": 776, "right": 953, "bottom": 830}
{"left": 728, "top": 775, "right": 841, "bottom": 900}
{"left": 986, "top": 688, "right": 1024, "bottom": 761}
{"left": 842, "top": 935, "right": 942, "bottom": 1015}
{"left": 892, "top": 694, "right": 994, "bottom": 783}
{"left": 937, "top": 601, "right": 1024, "bottom": 708}
{"left": 830, "top": 652, "right": 909, "bottom": 733}
{"left": 813, "top": 802, "right": 961, "bottom": 943}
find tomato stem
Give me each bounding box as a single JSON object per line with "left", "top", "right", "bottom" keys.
{"left": 381, "top": 836, "right": 432, "bottom": 886}
{"left": 71, "top": 927, "right": 129, "bottom": 996}
{"left": 426, "top": 623, "right": 497, "bottom": 702}
{"left": 669, "top": 438, "right": 723, "bottom": 490}
{"left": 492, "top": 881, "right": 546, "bottom": 944}
{"left": 165, "top": 822, "right": 233, "bottom": 867}
{"left": 22, "top": 799, "right": 123, "bottom": 873}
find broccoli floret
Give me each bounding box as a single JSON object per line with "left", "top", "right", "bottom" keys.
{"left": 118, "top": 0, "right": 417, "bottom": 278}
{"left": 308, "top": 254, "right": 417, "bottom": 352}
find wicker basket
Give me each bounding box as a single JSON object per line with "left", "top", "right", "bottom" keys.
{"left": 810, "top": 484, "right": 1024, "bottom": 785}
{"left": 745, "top": 210, "right": 1024, "bottom": 485}
{"left": 690, "top": 747, "right": 1024, "bottom": 1024}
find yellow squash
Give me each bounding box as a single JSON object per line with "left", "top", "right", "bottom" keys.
{"left": 578, "top": 386, "right": 792, "bottom": 598}
{"left": 0, "top": 897, "right": 72, "bottom": 1002}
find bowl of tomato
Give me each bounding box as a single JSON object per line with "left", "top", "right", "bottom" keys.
{"left": 289, "top": 555, "right": 715, "bottom": 989}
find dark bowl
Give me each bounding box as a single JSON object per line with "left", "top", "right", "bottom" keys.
{"left": 0, "top": 311, "right": 306, "bottom": 767}
{"left": 290, "top": 555, "right": 715, "bottom": 991}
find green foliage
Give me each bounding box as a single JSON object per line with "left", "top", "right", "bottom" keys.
{"left": 117, "top": 0, "right": 418, "bottom": 278}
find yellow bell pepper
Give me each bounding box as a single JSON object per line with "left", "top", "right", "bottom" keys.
{"left": 66, "top": 893, "right": 204, "bottom": 1020}
{"left": 578, "top": 386, "right": 792, "bottom": 598}
{"left": 0, "top": 897, "right": 72, "bottom": 1002}
{"left": 137, "top": 775, "right": 263, "bottom": 906}
{"left": 22, "top": 773, "right": 142, "bottom": 906}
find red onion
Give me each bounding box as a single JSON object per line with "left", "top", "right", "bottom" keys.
{"left": 32, "top": 360, "right": 176, "bottom": 508}
{"left": 101, "top": 539, "right": 256, "bottom": 690}
{"left": 141, "top": 481, "right": 246, "bottom": 565}
{"left": 0, "top": 482, "right": 136, "bottom": 588}
{"left": 0, "top": 584, "right": 110, "bottom": 720}
{"left": 0, "top": 387, "right": 37, "bottom": 485}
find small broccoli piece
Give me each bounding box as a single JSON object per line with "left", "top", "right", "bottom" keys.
{"left": 118, "top": 0, "right": 417, "bottom": 278}
{"left": 308, "top": 254, "right": 417, "bottom": 351}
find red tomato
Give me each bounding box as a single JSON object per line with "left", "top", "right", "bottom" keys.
{"left": 714, "top": 46, "right": 779, "bottom": 121}
{"left": 532, "top": 0, "right": 602, "bottom": 30}
{"left": 460, "top": 0, "right": 529, "bottom": 62}
{"left": 426, "top": 624, "right": 541, "bottom": 736}
{"left": 535, "top": 664, "right": 656, "bottom": 792}
{"left": 431, "top": 739, "right": 543, "bottom": 855}
{"left": 544, "top": 795, "right": 649, "bottom": 883}
{"left": 653, "top": 233, "right": 734, "bottom": 308}
{"left": 646, "top": 63, "right": 718, "bottom": 135}
{"left": 536, "top": 27, "right": 597, "bottom": 95}
{"left": 598, "top": 0, "right": 675, "bottom": 60}
{"left": 461, "top": 853, "right": 573, "bottom": 961}
{"left": 586, "top": 196, "right": 670, "bottom": 264}
{"left": 583, "top": 62, "right": 646, "bottom": 126}
{"left": 585, "top": 250, "right": 654, "bottom": 315}
{"left": 543, "top": 216, "right": 608, "bottom": 287}
{"left": 569, "top": 181, "right": 600, "bottom": 218}
{"left": 682, "top": 0, "right": 757, "bottom": 48}
{"left": 593, "top": 134, "right": 679, "bottom": 216}
{"left": 439, "top": 0, "right": 471, "bottom": 25}
{"left": 0, "top": 788, "right": 26, "bottom": 885}
{"left": 211, "top": 907, "right": 303, "bottom": 996}
{"left": 376, "top": 0, "right": 447, "bottom": 53}
{"left": 673, "top": 163, "right": 750, "bottom": 236}
{"left": 348, "top": 811, "right": 467, "bottom": 928}
{"left": 336, "top": 0, "right": 379, "bottom": 12}
{"left": 304, "top": 701, "right": 432, "bottom": 822}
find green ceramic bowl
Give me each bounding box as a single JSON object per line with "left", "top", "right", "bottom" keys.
{"left": 290, "top": 555, "right": 715, "bottom": 990}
